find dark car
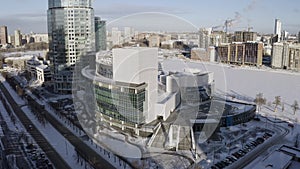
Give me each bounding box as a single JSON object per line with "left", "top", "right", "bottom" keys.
{"left": 211, "top": 165, "right": 218, "bottom": 169}
{"left": 216, "top": 162, "right": 225, "bottom": 168}
{"left": 226, "top": 156, "right": 237, "bottom": 162}
{"left": 256, "top": 137, "right": 264, "bottom": 144}
{"left": 232, "top": 152, "right": 241, "bottom": 158}
{"left": 245, "top": 145, "right": 252, "bottom": 149}
{"left": 220, "top": 161, "right": 230, "bottom": 166}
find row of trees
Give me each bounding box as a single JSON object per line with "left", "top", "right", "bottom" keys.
{"left": 254, "top": 93, "right": 299, "bottom": 115}
{"left": 0, "top": 42, "right": 48, "bottom": 52}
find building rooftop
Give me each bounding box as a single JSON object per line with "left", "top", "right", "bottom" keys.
{"left": 96, "top": 51, "right": 112, "bottom": 66}
{"left": 250, "top": 145, "right": 300, "bottom": 169}
{"left": 255, "top": 151, "right": 292, "bottom": 169}
{"left": 36, "top": 64, "right": 49, "bottom": 70}
{"left": 279, "top": 145, "right": 300, "bottom": 158}
{"left": 157, "top": 90, "right": 176, "bottom": 104}
{"left": 82, "top": 66, "right": 147, "bottom": 89}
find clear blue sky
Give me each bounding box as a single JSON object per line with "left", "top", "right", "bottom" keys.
{"left": 0, "top": 0, "right": 299, "bottom": 34}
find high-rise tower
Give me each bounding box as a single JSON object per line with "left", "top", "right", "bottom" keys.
{"left": 14, "top": 30, "right": 22, "bottom": 47}
{"left": 48, "top": 0, "right": 95, "bottom": 94}
{"left": 274, "top": 19, "right": 282, "bottom": 42}
{"left": 0, "top": 26, "right": 8, "bottom": 45}
{"left": 199, "top": 28, "right": 211, "bottom": 49}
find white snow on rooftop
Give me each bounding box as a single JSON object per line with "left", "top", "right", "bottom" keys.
{"left": 5, "top": 55, "right": 34, "bottom": 61}
{"left": 190, "top": 119, "right": 219, "bottom": 124}
{"left": 36, "top": 64, "right": 49, "bottom": 70}
{"left": 255, "top": 151, "right": 292, "bottom": 169}
{"left": 3, "top": 50, "right": 47, "bottom": 57}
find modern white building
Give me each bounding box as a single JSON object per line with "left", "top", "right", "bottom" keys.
{"left": 199, "top": 28, "right": 211, "bottom": 49}
{"left": 162, "top": 69, "right": 214, "bottom": 104}
{"left": 111, "top": 27, "right": 122, "bottom": 46}
{"left": 274, "top": 19, "right": 282, "bottom": 42}
{"left": 26, "top": 56, "right": 51, "bottom": 84}
{"left": 36, "top": 65, "right": 51, "bottom": 84}
{"left": 81, "top": 47, "right": 214, "bottom": 129}
{"left": 48, "top": 0, "right": 95, "bottom": 94}
{"left": 124, "top": 27, "right": 134, "bottom": 43}
{"left": 32, "top": 33, "right": 49, "bottom": 43}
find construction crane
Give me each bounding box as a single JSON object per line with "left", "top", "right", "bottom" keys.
{"left": 233, "top": 26, "right": 254, "bottom": 32}
{"left": 212, "top": 19, "right": 235, "bottom": 33}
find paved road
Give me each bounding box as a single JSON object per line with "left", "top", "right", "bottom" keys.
{"left": 0, "top": 82, "right": 72, "bottom": 169}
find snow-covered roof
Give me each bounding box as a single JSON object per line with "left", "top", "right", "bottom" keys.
{"left": 255, "top": 151, "right": 292, "bottom": 169}
{"left": 190, "top": 119, "right": 219, "bottom": 124}
{"left": 279, "top": 145, "right": 300, "bottom": 158}
{"left": 36, "top": 64, "right": 49, "bottom": 70}
{"left": 5, "top": 55, "right": 34, "bottom": 61}
{"left": 3, "top": 50, "right": 46, "bottom": 57}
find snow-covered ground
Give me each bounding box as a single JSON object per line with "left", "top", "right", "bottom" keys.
{"left": 28, "top": 90, "right": 133, "bottom": 169}
{"left": 21, "top": 106, "right": 93, "bottom": 169}
{"left": 0, "top": 96, "right": 36, "bottom": 168}
{"left": 0, "top": 75, "right": 94, "bottom": 169}
{"left": 0, "top": 75, "right": 25, "bottom": 105}
{"left": 2, "top": 50, "right": 47, "bottom": 58}
{"left": 1, "top": 72, "right": 134, "bottom": 168}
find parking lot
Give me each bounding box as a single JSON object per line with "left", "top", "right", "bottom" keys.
{"left": 211, "top": 132, "right": 273, "bottom": 169}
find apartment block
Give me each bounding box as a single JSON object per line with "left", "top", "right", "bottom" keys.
{"left": 234, "top": 31, "right": 257, "bottom": 42}
{"left": 272, "top": 42, "right": 300, "bottom": 70}
{"left": 216, "top": 42, "right": 263, "bottom": 66}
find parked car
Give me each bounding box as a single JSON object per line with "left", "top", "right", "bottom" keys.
{"left": 226, "top": 156, "right": 237, "bottom": 162}
{"left": 256, "top": 137, "right": 264, "bottom": 144}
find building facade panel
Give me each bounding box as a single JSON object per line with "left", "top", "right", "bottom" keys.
{"left": 94, "top": 83, "right": 147, "bottom": 125}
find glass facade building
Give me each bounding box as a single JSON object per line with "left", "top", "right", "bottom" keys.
{"left": 48, "top": 0, "right": 95, "bottom": 93}
{"left": 94, "top": 83, "right": 147, "bottom": 125}
{"left": 95, "top": 17, "right": 107, "bottom": 52}
{"left": 80, "top": 48, "right": 159, "bottom": 126}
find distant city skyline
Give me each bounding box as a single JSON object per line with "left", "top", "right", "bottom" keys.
{"left": 0, "top": 0, "right": 299, "bottom": 34}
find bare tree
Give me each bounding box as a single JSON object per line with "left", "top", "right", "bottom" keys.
{"left": 291, "top": 100, "right": 299, "bottom": 115}
{"left": 273, "top": 96, "right": 281, "bottom": 112}
{"left": 254, "top": 93, "right": 266, "bottom": 112}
